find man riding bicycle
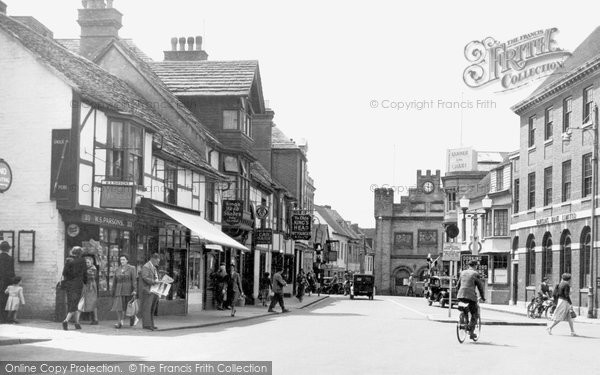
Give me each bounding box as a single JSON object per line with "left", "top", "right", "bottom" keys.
{"left": 456, "top": 260, "right": 485, "bottom": 340}
{"left": 533, "top": 277, "right": 551, "bottom": 315}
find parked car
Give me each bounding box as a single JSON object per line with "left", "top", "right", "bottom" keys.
{"left": 425, "top": 276, "right": 458, "bottom": 308}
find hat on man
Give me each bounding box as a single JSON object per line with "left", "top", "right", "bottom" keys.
{"left": 0, "top": 241, "right": 11, "bottom": 252}
{"left": 468, "top": 260, "right": 478, "bottom": 267}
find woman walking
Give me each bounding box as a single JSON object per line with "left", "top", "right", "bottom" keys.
{"left": 259, "top": 272, "right": 271, "bottom": 307}
{"left": 296, "top": 269, "right": 307, "bottom": 303}
{"left": 110, "top": 254, "right": 138, "bottom": 328}
{"left": 228, "top": 264, "right": 244, "bottom": 317}
{"left": 547, "top": 273, "right": 577, "bottom": 336}
{"left": 79, "top": 256, "right": 99, "bottom": 325}
{"left": 61, "top": 247, "right": 86, "bottom": 330}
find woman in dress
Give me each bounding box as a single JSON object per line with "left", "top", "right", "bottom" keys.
{"left": 110, "top": 254, "right": 138, "bottom": 328}
{"left": 61, "top": 246, "right": 86, "bottom": 330}
{"left": 228, "top": 264, "right": 244, "bottom": 317}
{"left": 79, "top": 256, "right": 99, "bottom": 324}
{"left": 547, "top": 273, "right": 577, "bottom": 336}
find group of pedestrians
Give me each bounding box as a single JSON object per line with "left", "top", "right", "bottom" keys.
{"left": 212, "top": 263, "right": 245, "bottom": 317}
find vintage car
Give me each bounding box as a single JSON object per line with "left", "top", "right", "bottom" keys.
{"left": 350, "top": 274, "right": 375, "bottom": 300}
{"left": 424, "top": 276, "right": 458, "bottom": 308}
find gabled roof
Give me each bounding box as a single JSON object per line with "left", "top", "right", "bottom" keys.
{"left": 250, "top": 162, "right": 275, "bottom": 192}
{"left": 272, "top": 126, "right": 299, "bottom": 150}
{"left": 150, "top": 60, "right": 260, "bottom": 97}
{"left": 512, "top": 26, "right": 600, "bottom": 113}
{"left": 0, "top": 14, "right": 219, "bottom": 176}
{"left": 314, "top": 205, "right": 359, "bottom": 239}
{"left": 57, "top": 38, "right": 153, "bottom": 62}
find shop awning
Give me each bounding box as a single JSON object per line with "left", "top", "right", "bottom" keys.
{"left": 153, "top": 205, "right": 249, "bottom": 251}
{"left": 205, "top": 244, "right": 223, "bottom": 252}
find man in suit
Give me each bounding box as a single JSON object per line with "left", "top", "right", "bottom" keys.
{"left": 0, "top": 241, "right": 15, "bottom": 323}
{"left": 139, "top": 253, "right": 161, "bottom": 331}
{"left": 456, "top": 260, "right": 485, "bottom": 340}
{"left": 268, "top": 267, "right": 289, "bottom": 313}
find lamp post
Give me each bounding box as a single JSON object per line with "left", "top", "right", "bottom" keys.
{"left": 460, "top": 196, "right": 469, "bottom": 243}
{"left": 459, "top": 195, "right": 493, "bottom": 255}
{"left": 563, "top": 103, "right": 598, "bottom": 318}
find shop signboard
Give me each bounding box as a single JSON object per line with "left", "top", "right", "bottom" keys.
{"left": 222, "top": 200, "right": 243, "bottom": 225}
{"left": 460, "top": 254, "right": 489, "bottom": 279}
{"left": 0, "top": 159, "right": 13, "bottom": 193}
{"left": 100, "top": 180, "right": 134, "bottom": 209}
{"left": 254, "top": 228, "right": 273, "bottom": 245}
{"left": 291, "top": 214, "right": 312, "bottom": 240}
{"left": 50, "top": 129, "right": 72, "bottom": 201}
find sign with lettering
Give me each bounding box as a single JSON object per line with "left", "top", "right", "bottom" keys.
{"left": 50, "top": 129, "right": 71, "bottom": 200}
{"left": 0, "top": 159, "right": 13, "bottom": 193}
{"left": 446, "top": 147, "right": 477, "bottom": 172}
{"left": 100, "top": 180, "right": 134, "bottom": 209}
{"left": 460, "top": 254, "right": 489, "bottom": 279}
{"left": 443, "top": 243, "right": 461, "bottom": 261}
{"left": 291, "top": 214, "right": 312, "bottom": 240}
{"left": 535, "top": 213, "right": 577, "bottom": 226}
{"left": 254, "top": 228, "right": 273, "bottom": 245}
{"left": 81, "top": 213, "right": 135, "bottom": 230}
{"left": 255, "top": 205, "right": 269, "bottom": 220}
{"left": 222, "top": 200, "right": 243, "bottom": 225}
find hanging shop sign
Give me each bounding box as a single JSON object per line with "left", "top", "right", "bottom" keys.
{"left": 291, "top": 214, "right": 312, "bottom": 240}
{"left": 254, "top": 228, "right": 273, "bottom": 245}
{"left": 0, "top": 159, "right": 13, "bottom": 193}
{"left": 222, "top": 200, "right": 243, "bottom": 225}
{"left": 50, "top": 129, "right": 73, "bottom": 201}
{"left": 255, "top": 205, "right": 269, "bottom": 220}
{"left": 99, "top": 180, "right": 135, "bottom": 209}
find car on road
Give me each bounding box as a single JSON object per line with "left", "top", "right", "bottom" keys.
{"left": 425, "top": 276, "right": 457, "bottom": 308}
{"left": 349, "top": 274, "right": 375, "bottom": 300}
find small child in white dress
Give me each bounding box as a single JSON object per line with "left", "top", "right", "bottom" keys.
{"left": 5, "top": 276, "right": 25, "bottom": 323}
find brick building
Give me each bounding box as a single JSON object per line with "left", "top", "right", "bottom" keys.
{"left": 510, "top": 26, "right": 600, "bottom": 315}
{"left": 373, "top": 170, "right": 444, "bottom": 295}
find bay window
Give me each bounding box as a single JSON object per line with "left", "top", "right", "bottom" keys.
{"left": 106, "top": 120, "right": 144, "bottom": 185}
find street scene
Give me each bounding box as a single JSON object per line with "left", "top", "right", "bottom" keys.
{"left": 4, "top": 0, "right": 600, "bottom": 374}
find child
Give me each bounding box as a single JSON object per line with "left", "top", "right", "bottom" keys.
{"left": 5, "top": 276, "right": 25, "bottom": 323}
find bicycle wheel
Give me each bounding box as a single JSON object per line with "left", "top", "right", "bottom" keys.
{"left": 527, "top": 301, "right": 536, "bottom": 319}
{"left": 456, "top": 312, "right": 468, "bottom": 343}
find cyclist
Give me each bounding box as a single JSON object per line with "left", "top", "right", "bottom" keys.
{"left": 534, "top": 277, "right": 551, "bottom": 314}
{"left": 456, "top": 260, "right": 485, "bottom": 340}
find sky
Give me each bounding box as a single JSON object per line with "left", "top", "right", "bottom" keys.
{"left": 7, "top": 0, "right": 600, "bottom": 228}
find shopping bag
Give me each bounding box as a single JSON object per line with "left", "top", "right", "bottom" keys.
{"left": 77, "top": 296, "right": 85, "bottom": 312}
{"left": 126, "top": 298, "right": 139, "bottom": 317}
{"left": 569, "top": 308, "right": 577, "bottom": 319}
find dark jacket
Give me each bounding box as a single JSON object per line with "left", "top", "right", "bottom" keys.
{"left": 557, "top": 280, "right": 572, "bottom": 305}
{"left": 456, "top": 268, "right": 484, "bottom": 301}
{"left": 62, "top": 257, "right": 87, "bottom": 292}
{"left": 0, "top": 252, "right": 15, "bottom": 287}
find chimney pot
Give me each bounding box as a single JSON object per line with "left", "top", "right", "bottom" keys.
{"left": 178, "top": 37, "right": 186, "bottom": 51}
{"left": 196, "top": 36, "right": 202, "bottom": 51}
{"left": 170, "top": 37, "right": 177, "bottom": 51}
{"left": 187, "top": 36, "right": 195, "bottom": 51}
{"left": 106, "top": 0, "right": 113, "bottom": 8}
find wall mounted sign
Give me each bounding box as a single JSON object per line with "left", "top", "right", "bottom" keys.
{"left": 254, "top": 228, "right": 273, "bottom": 245}
{"left": 50, "top": 129, "right": 71, "bottom": 200}
{"left": 255, "top": 205, "right": 269, "bottom": 220}
{"left": 81, "top": 213, "right": 135, "bottom": 230}
{"left": 99, "top": 180, "right": 134, "bottom": 209}
{"left": 222, "top": 200, "right": 243, "bottom": 225}
{"left": 418, "top": 229, "right": 438, "bottom": 247}
{"left": 0, "top": 231, "right": 14, "bottom": 257}
{"left": 460, "top": 254, "right": 489, "bottom": 279}
{"left": 18, "top": 230, "right": 35, "bottom": 263}
{"left": 394, "top": 232, "right": 413, "bottom": 249}
{"left": 67, "top": 224, "right": 80, "bottom": 237}
{"left": 0, "top": 159, "right": 13, "bottom": 193}
{"left": 291, "top": 214, "right": 312, "bottom": 240}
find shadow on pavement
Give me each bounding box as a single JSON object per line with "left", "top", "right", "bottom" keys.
{"left": 467, "top": 341, "right": 516, "bottom": 347}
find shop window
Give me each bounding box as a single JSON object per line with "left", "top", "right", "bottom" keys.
{"left": 492, "top": 254, "right": 508, "bottom": 284}
{"left": 106, "top": 120, "right": 144, "bottom": 185}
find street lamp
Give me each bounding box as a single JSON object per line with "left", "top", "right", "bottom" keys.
{"left": 562, "top": 103, "right": 598, "bottom": 319}
{"left": 459, "top": 196, "right": 469, "bottom": 243}
{"left": 459, "top": 195, "right": 493, "bottom": 255}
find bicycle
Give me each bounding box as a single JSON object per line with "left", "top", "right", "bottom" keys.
{"left": 456, "top": 299, "right": 482, "bottom": 343}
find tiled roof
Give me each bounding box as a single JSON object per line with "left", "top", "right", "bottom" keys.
{"left": 513, "top": 26, "right": 600, "bottom": 112}
{"left": 0, "top": 14, "right": 217, "bottom": 175}
{"left": 314, "top": 205, "right": 359, "bottom": 239}
{"left": 150, "top": 60, "right": 259, "bottom": 96}
{"left": 272, "top": 126, "right": 299, "bottom": 149}
{"left": 464, "top": 173, "right": 491, "bottom": 200}
{"left": 250, "top": 162, "right": 275, "bottom": 191}
{"left": 57, "top": 38, "right": 154, "bottom": 62}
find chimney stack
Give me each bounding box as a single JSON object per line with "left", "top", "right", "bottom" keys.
{"left": 78, "top": 0, "right": 122, "bottom": 59}
{"left": 0, "top": 1, "right": 7, "bottom": 15}
{"left": 164, "top": 35, "right": 208, "bottom": 61}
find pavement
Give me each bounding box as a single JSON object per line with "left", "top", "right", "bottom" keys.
{"left": 0, "top": 294, "right": 329, "bottom": 346}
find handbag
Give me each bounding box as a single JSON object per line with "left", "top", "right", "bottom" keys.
{"left": 126, "top": 298, "right": 139, "bottom": 317}
{"left": 569, "top": 308, "right": 577, "bottom": 319}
